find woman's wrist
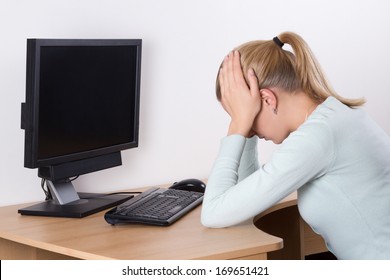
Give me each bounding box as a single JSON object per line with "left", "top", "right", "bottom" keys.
{"left": 227, "top": 121, "right": 251, "bottom": 137}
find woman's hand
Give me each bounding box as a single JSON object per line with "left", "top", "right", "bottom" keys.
{"left": 219, "top": 50, "right": 261, "bottom": 137}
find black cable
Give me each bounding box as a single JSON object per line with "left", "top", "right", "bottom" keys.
{"left": 41, "top": 175, "right": 141, "bottom": 200}
{"left": 41, "top": 178, "right": 52, "bottom": 201}
{"left": 80, "top": 191, "right": 141, "bottom": 200}
{"left": 66, "top": 176, "right": 79, "bottom": 182}
{"left": 107, "top": 191, "right": 142, "bottom": 195}
{"left": 67, "top": 176, "right": 142, "bottom": 196}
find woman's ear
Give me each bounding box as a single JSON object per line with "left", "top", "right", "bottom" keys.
{"left": 260, "top": 89, "right": 278, "bottom": 114}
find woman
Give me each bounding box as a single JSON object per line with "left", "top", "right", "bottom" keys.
{"left": 201, "top": 32, "right": 390, "bottom": 260}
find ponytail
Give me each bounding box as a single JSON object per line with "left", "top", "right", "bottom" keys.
{"left": 277, "top": 32, "right": 365, "bottom": 107}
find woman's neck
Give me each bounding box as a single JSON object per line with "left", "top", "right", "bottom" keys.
{"left": 279, "top": 90, "right": 320, "bottom": 132}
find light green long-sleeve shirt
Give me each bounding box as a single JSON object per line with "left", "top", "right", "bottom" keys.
{"left": 201, "top": 97, "right": 390, "bottom": 259}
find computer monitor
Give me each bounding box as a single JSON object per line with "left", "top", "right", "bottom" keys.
{"left": 19, "top": 38, "right": 142, "bottom": 218}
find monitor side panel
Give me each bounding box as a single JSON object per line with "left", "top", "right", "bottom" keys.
{"left": 23, "top": 39, "right": 40, "bottom": 168}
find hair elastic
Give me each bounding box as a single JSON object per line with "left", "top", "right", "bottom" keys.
{"left": 273, "top": 36, "right": 284, "bottom": 48}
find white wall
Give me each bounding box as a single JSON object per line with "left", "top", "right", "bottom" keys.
{"left": 1, "top": 0, "right": 389, "bottom": 206}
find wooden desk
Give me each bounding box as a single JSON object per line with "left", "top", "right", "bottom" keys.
{"left": 0, "top": 189, "right": 326, "bottom": 260}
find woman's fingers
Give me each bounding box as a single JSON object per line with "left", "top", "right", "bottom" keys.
{"left": 247, "top": 68, "right": 260, "bottom": 98}
{"left": 220, "top": 51, "right": 246, "bottom": 97}
{"left": 231, "top": 51, "right": 247, "bottom": 85}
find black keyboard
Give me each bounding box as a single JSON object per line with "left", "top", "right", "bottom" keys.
{"left": 104, "top": 187, "right": 204, "bottom": 226}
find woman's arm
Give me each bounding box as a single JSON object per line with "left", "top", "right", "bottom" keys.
{"left": 237, "top": 136, "right": 260, "bottom": 182}
{"left": 201, "top": 122, "right": 335, "bottom": 228}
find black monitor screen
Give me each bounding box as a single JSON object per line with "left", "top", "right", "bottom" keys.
{"left": 38, "top": 45, "right": 137, "bottom": 160}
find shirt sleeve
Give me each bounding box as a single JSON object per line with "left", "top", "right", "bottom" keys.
{"left": 201, "top": 121, "right": 335, "bottom": 228}
{"left": 237, "top": 136, "right": 260, "bottom": 182}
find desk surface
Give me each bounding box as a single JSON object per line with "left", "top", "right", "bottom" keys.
{"left": 0, "top": 188, "right": 298, "bottom": 260}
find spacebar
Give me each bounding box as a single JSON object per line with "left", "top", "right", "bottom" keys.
{"left": 132, "top": 213, "right": 159, "bottom": 219}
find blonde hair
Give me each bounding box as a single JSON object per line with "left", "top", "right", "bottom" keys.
{"left": 216, "top": 32, "right": 365, "bottom": 107}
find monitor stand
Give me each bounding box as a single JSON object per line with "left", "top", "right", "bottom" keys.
{"left": 18, "top": 179, "right": 133, "bottom": 218}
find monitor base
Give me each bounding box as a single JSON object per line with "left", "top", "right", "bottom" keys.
{"left": 18, "top": 192, "right": 133, "bottom": 218}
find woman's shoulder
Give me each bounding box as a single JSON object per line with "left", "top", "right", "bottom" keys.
{"left": 305, "top": 96, "right": 366, "bottom": 132}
